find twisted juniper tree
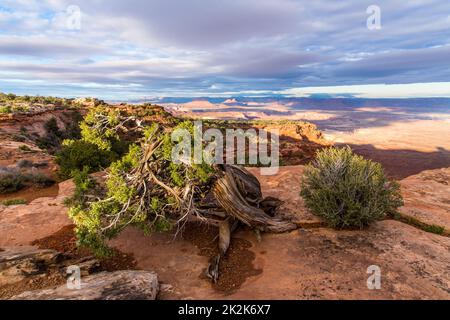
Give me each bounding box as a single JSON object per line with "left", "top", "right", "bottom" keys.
{"left": 66, "top": 107, "right": 296, "bottom": 281}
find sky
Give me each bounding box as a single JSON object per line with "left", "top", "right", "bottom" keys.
{"left": 0, "top": 0, "right": 450, "bottom": 100}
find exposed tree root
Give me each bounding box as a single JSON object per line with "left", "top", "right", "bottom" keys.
{"left": 205, "top": 165, "right": 296, "bottom": 281}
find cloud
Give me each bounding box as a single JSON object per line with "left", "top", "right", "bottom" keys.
{"left": 281, "top": 82, "right": 450, "bottom": 98}
{"left": 207, "top": 47, "right": 324, "bottom": 78}
{"left": 0, "top": 35, "right": 107, "bottom": 57}
{"left": 60, "top": 0, "right": 303, "bottom": 48}
{"left": 333, "top": 45, "right": 450, "bottom": 79}
{"left": 0, "top": 0, "right": 449, "bottom": 98}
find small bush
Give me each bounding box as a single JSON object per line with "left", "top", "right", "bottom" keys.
{"left": 1, "top": 199, "right": 27, "bottom": 206}
{"left": 17, "top": 159, "right": 34, "bottom": 168}
{"left": 44, "top": 117, "right": 60, "bottom": 134}
{"left": 19, "top": 145, "right": 32, "bottom": 152}
{"left": 0, "top": 169, "right": 54, "bottom": 194}
{"left": 36, "top": 117, "right": 62, "bottom": 152}
{"left": 0, "top": 105, "right": 11, "bottom": 114}
{"left": 11, "top": 105, "right": 29, "bottom": 113}
{"left": 12, "top": 135, "right": 26, "bottom": 142}
{"left": 56, "top": 140, "right": 117, "bottom": 179}
{"left": 300, "top": 147, "right": 403, "bottom": 229}
{"left": 25, "top": 172, "right": 55, "bottom": 187}
{"left": 0, "top": 172, "right": 25, "bottom": 194}
{"left": 61, "top": 111, "right": 82, "bottom": 140}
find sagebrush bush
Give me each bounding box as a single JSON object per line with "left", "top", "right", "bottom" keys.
{"left": 25, "top": 172, "right": 55, "bottom": 187}
{"left": 17, "top": 159, "right": 34, "bottom": 168}
{"left": 0, "top": 172, "right": 25, "bottom": 194}
{"left": 300, "top": 147, "right": 403, "bottom": 229}
{"left": 0, "top": 169, "right": 55, "bottom": 194}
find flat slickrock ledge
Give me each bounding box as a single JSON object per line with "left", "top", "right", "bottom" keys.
{"left": 399, "top": 167, "right": 450, "bottom": 234}
{"left": 247, "top": 166, "right": 325, "bottom": 228}
{"left": 0, "top": 180, "right": 74, "bottom": 247}
{"left": 10, "top": 270, "right": 159, "bottom": 300}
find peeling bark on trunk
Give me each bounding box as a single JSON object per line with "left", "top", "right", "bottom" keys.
{"left": 213, "top": 165, "right": 297, "bottom": 233}
{"left": 206, "top": 165, "right": 297, "bottom": 281}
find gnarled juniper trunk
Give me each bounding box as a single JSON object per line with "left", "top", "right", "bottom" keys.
{"left": 205, "top": 165, "right": 297, "bottom": 282}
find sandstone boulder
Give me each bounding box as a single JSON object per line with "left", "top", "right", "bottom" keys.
{"left": 0, "top": 247, "right": 62, "bottom": 286}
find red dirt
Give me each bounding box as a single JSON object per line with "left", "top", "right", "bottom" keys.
{"left": 0, "top": 184, "right": 59, "bottom": 204}
{"left": 31, "top": 225, "right": 138, "bottom": 272}
{"left": 181, "top": 222, "right": 262, "bottom": 294}
{"left": 0, "top": 270, "right": 66, "bottom": 300}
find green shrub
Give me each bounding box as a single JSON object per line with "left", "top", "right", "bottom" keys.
{"left": 6, "top": 93, "right": 16, "bottom": 100}
{"left": 36, "top": 117, "right": 62, "bottom": 152}
{"left": 54, "top": 107, "right": 134, "bottom": 180}
{"left": 35, "top": 113, "right": 83, "bottom": 154}
{"left": 79, "top": 107, "right": 121, "bottom": 151}
{"left": 300, "top": 147, "right": 403, "bottom": 229}
{"left": 25, "top": 172, "right": 55, "bottom": 187}
{"left": 0, "top": 172, "right": 25, "bottom": 194}
{"left": 44, "top": 117, "right": 61, "bottom": 135}
{"left": 56, "top": 140, "right": 116, "bottom": 179}
{"left": 1, "top": 199, "right": 27, "bottom": 206}
{"left": 11, "top": 105, "right": 29, "bottom": 113}
{"left": 17, "top": 159, "right": 34, "bottom": 168}
{"left": 19, "top": 145, "right": 32, "bottom": 152}
{"left": 0, "top": 105, "right": 11, "bottom": 114}
{"left": 64, "top": 167, "right": 97, "bottom": 207}
{"left": 61, "top": 111, "right": 82, "bottom": 140}
{"left": 0, "top": 170, "right": 54, "bottom": 194}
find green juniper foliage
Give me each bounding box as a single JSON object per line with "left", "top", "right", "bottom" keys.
{"left": 300, "top": 146, "right": 403, "bottom": 229}
{"left": 56, "top": 139, "right": 117, "bottom": 180}
{"left": 65, "top": 167, "right": 113, "bottom": 256}
{"left": 66, "top": 116, "right": 215, "bottom": 255}
{"left": 79, "top": 106, "right": 122, "bottom": 151}
{"left": 55, "top": 107, "right": 129, "bottom": 179}
{"left": 64, "top": 167, "right": 97, "bottom": 207}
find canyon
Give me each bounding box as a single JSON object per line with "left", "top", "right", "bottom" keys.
{"left": 0, "top": 100, "right": 449, "bottom": 300}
